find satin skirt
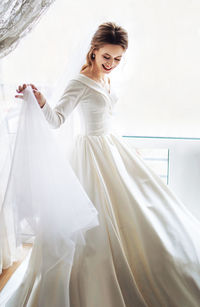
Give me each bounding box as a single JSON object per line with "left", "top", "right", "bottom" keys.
{"left": 69, "top": 133, "right": 200, "bottom": 307}
{"left": 5, "top": 133, "right": 200, "bottom": 307}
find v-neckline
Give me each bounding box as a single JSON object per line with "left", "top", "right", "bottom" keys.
{"left": 78, "top": 73, "right": 111, "bottom": 95}
{"left": 73, "top": 73, "right": 118, "bottom": 105}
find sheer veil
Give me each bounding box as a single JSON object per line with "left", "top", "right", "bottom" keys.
{"left": 0, "top": 22, "right": 104, "bottom": 305}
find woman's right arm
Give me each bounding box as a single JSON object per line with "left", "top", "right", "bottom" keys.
{"left": 16, "top": 80, "right": 86, "bottom": 129}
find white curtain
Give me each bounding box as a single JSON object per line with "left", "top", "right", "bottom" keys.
{"left": 0, "top": 0, "right": 56, "bottom": 59}
{"left": 0, "top": 0, "right": 56, "bottom": 273}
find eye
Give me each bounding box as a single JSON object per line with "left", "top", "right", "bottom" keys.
{"left": 115, "top": 59, "right": 121, "bottom": 62}
{"left": 103, "top": 56, "right": 110, "bottom": 60}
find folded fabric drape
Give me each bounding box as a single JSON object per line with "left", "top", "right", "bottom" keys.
{"left": 0, "top": 0, "right": 55, "bottom": 58}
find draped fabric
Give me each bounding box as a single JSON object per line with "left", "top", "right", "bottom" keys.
{"left": 0, "top": 0, "right": 56, "bottom": 273}
{"left": 0, "top": 0, "right": 56, "bottom": 59}
{"left": 0, "top": 86, "right": 99, "bottom": 307}
{"left": 0, "top": 117, "right": 21, "bottom": 274}
{"left": 0, "top": 110, "right": 23, "bottom": 274}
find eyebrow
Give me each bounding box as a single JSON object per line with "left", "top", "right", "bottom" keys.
{"left": 104, "top": 53, "right": 122, "bottom": 58}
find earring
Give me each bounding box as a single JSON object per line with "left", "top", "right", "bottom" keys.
{"left": 91, "top": 53, "right": 95, "bottom": 59}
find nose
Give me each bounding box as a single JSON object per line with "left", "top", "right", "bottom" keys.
{"left": 105, "top": 59, "right": 114, "bottom": 68}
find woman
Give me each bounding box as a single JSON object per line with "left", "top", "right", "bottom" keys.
{"left": 10, "top": 22, "right": 200, "bottom": 306}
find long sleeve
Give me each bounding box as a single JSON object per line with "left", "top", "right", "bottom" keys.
{"left": 41, "top": 79, "right": 86, "bottom": 129}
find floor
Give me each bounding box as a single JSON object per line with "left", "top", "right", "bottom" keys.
{"left": 0, "top": 244, "right": 32, "bottom": 306}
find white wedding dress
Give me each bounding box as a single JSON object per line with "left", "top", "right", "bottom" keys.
{"left": 5, "top": 73, "right": 200, "bottom": 307}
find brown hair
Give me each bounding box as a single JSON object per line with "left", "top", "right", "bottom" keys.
{"left": 80, "top": 22, "right": 128, "bottom": 72}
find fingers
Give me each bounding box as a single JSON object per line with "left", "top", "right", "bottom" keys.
{"left": 15, "top": 94, "right": 24, "bottom": 99}
{"left": 29, "top": 84, "right": 38, "bottom": 91}
{"left": 15, "top": 83, "right": 40, "bottom": 102}
{"left": 33, "top": 89, "right": 40, "bottom": 96}
{"left": 16, "top": 83, "right": 38, "bottom": 93}
{"left": 16, "top": 84, "right": 26, "bottom": 93}
{"left": 15, "top": 89, "right": 38, "bottom": 101}
{"left": 15, "top": 83, "right": 29, "bottom": 100}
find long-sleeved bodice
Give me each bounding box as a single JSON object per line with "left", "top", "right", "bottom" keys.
{"left": 41, "top": 74, "right": 119, "bottom": 136}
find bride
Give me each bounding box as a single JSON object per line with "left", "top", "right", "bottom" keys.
{"left": 7, "top": 21, "right": 200, "bottom": 306}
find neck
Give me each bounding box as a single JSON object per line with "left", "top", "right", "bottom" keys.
{"left": 85, "top": 65, "right": 106, "bottom": 82}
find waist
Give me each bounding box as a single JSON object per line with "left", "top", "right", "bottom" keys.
{"left": 82, "top": 124, "right": 112, "bottom": 136}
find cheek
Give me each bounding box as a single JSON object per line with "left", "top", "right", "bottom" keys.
{"left": 97, "top": 57, "right": 104, "bottom": 65}
{"left": 102, "top": 58, "right": 107, "bottom": 64}
{"left": 111, "top": 62, "right": 119, "bottom": 69}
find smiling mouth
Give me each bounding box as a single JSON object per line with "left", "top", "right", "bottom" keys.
{"left": 102, "top": 64, "right": 112, "bottom": 71}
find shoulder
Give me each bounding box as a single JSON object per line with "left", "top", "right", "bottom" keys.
{"left": 69, "top": 75, "right": 89, "bottom": 89}
{"left": 63, "top": 78, "right": 88, "bottom": 94}
{"left": 57, "top": 78, "right": 89, "bottom": 105}
{"left": 70, "top": 74, "right": 93, "bottom": 92}
{"left": 67, "top": 78, "right": 85, "bottom": 88}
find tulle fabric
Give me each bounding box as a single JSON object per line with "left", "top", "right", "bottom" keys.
{"left": 1, "top": 86, "right": 99, "bottom": 305}
{"left": 0, "top": 111, "right": 23, "bottom": 272}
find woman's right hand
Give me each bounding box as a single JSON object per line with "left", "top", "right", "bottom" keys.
{"left": 15, "top": 83, "right": 46, "bottom": 108}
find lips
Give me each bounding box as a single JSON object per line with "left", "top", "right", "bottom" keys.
{"left": 102, "top": 64, "right": 112, "bottom": 71}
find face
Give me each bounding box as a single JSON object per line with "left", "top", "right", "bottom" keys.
{"left": 93, "top": 44, "right": 125, "bottom": 74}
